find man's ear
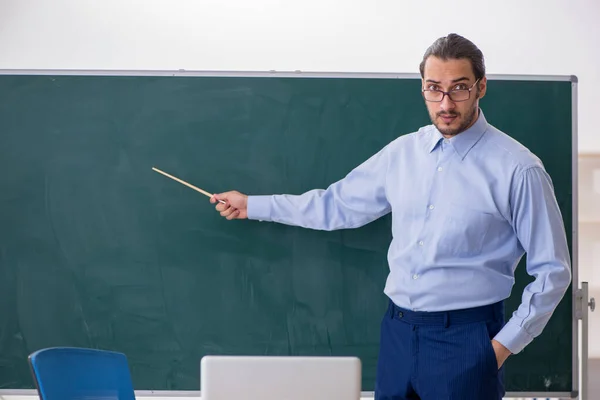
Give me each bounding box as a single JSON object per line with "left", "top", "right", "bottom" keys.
{"left": 477, "top": 77, "right": 487, "bottom": 99}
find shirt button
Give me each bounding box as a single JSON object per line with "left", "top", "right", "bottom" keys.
{"left": 437, "top": 166, "right": 443, "bottom": 172}
{"left": 413, "top": 274, "right": 419, "bottom": 280}
{"left": 428, "top": 205, "right": 435, "bottom": 210}
{"left": 418, "top": 241, "right": 424, "bottom": 246}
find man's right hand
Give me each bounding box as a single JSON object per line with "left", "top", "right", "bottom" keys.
{"left": 210, "top": 191, "right": 249, "bottom": 220}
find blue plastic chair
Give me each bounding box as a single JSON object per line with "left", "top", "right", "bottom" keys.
{"left": 28, "top": 347, "right": 136, "bottom": 400}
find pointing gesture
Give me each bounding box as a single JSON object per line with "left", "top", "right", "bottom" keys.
{"left": 210, "top": 191, "right": 249, "bottom": 220}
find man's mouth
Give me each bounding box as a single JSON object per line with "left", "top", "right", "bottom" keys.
{"left": 439, "top": 114, "right": 458, "bottom": 124}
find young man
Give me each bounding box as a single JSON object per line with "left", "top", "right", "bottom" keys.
{"left": 209, "top": 33, "right": 571, "bottom": 399}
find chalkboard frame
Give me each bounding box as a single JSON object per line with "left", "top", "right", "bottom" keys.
{"left": 0, "top": 69, "right": 579, "bottom": 399}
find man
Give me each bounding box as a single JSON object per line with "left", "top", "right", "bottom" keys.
{"left": 209, "top": 33, "right": 571, "bottom": 399}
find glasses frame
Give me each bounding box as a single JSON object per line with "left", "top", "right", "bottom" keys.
{"left": 422, "top": 78, "right": 480, "bottom": 103}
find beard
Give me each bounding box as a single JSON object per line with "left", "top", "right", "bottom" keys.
{"left": 431, "top": 104, "right": 479, "bottom": 137}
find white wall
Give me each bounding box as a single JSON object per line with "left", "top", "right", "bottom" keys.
{"left": 1, "top": 0, "right": 599, "bottom": 358}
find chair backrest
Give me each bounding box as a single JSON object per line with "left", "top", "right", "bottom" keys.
{"left": 28, "top": 347, "right": 136, "bottom": 400}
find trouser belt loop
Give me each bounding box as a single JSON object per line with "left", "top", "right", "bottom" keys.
{"left": 444, "top": 312, "right": 449, "bottom": 328}
{"left": 493, "top": 300, "right": 504, "bottom": 321}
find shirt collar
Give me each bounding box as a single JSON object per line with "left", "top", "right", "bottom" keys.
{"left": 427, "top": 108, "right": 488, "bottom": 159}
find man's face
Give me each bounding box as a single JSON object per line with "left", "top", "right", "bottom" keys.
{"left": 422, "top": 56, "right": 487, "bottom": 137}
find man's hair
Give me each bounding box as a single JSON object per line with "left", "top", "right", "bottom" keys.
{"left": 419, "top": 33, "right": 485, "bottom": 81}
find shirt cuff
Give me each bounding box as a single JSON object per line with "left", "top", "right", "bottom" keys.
{"left": 493, "top": 319, "right": 535, "bottom": 354}
{"left": 247, "top": 195, "right": 273, "bottom": 221}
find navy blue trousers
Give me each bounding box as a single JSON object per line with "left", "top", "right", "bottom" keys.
{"left": 375, "top": 300, "right": 505, "bottom": 400}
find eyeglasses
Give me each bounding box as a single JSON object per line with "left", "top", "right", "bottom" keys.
{"left": 422, "top": 79, "right": 480, "bottom": 102}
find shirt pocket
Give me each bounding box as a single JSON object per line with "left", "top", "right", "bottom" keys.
{"left": 438, "top": 203, "right": 495, "bottom": 257}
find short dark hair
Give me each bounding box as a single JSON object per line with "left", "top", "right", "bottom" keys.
{"left": 419, "top": 33, "right": 485, "bottom": 81}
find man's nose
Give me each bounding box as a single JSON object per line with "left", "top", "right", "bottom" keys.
{"left": 440, "top": 93, "right": 456, "bottom": 112}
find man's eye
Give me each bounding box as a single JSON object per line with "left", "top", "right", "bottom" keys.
{"left": 428, "top": 85, "right": 439, "bottom": 91}
{"left": 453, "top": 84, "right": 468, "bottom": 90}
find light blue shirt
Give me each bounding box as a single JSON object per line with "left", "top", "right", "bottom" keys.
{"left": 247, "top": 109, "right": 571, "bottom": 354}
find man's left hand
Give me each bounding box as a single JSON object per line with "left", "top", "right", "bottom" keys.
{"left": 491, "top": 339, "right": 511, "bottom": 369}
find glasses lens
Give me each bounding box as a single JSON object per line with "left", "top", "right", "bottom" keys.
{"left": 424, "top": 91, "right": 443, "bottom": 102}
{"left": 449, "top": 90, "right": 469, "bottom": 102}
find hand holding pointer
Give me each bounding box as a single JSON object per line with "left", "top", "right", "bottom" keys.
{"left": 210, "top": 191, "right": 248, "bottom": 220}
{"left": 151, "top": 167, "right": 247, "bottom": 220}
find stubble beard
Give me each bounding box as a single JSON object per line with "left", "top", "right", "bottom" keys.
{"left": 431, "top": 103, "right": 479, "bottom": 137}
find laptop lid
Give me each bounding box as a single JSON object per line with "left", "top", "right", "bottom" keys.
{"left": 200, "top": 356, "right": 361, "bottom": 400}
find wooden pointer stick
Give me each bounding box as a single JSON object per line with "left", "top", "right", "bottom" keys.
{"left": 152, "top": 167, "right": 227, "bottom": 204}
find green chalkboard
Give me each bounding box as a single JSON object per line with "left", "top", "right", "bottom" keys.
{"left": 0, "top": 72, "right": 575, "bottom": 395}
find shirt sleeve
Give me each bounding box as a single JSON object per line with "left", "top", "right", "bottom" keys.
{"left": 247, "top": 146, "right": 391, "bottom": 231}
{"left": 493, "top": 165, "right": 572, "bottom": 354}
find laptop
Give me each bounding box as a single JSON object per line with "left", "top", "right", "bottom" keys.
{"left": 200, "top": 355, "right": 362, "bottom": 400}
